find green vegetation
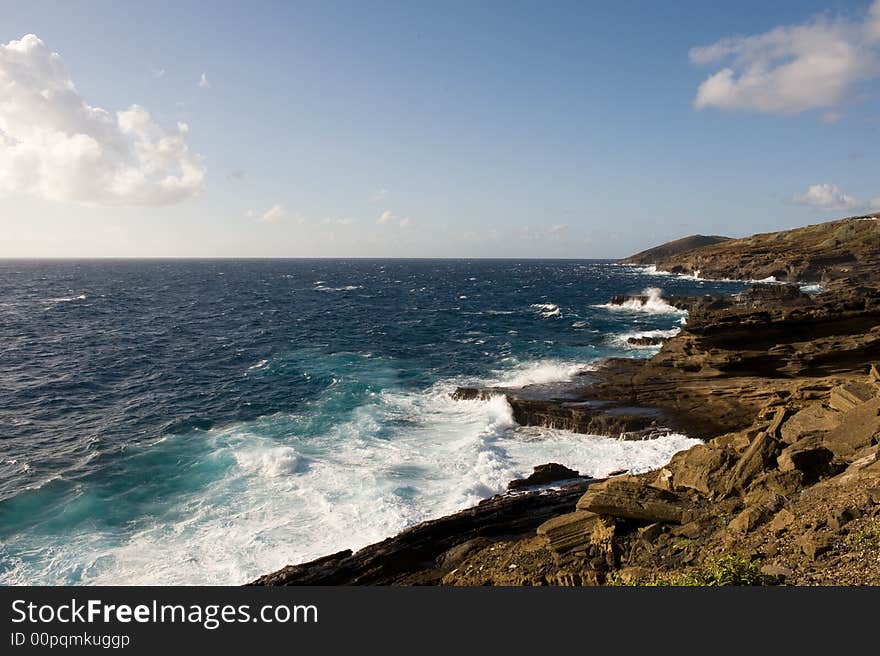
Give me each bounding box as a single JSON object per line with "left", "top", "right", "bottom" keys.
{"left": 608, "top": 553, "right": 774, "bottom": 587}
{"left": 844, "top": 519, "right": 880, "bottom": 550}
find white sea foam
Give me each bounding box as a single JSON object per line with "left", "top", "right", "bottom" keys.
{"left": 799, "top": 283, "right": 825, "bottom": 295}
{"left": 634, "top": 264, "right": 788, "bottom": 286}
{"left": 530, "top": 302, "right": 561, "bottom": 318}
{"left": 594, "top": 287, "right": 686, "bottom": 315}
{"left": 0, "top": 372, "right": 700, "bottom": 585}
{"left": 607, "top": 327, "right": 680, "bottom": 350}
{"left": 47, "top": 294, "right": 86, "bottom": 303}
{"left": 489, "top": 359, "right": 593, "bottom": 387}
{"left": 233, "top": 443, "right": 308, "bottom": 478}
{"left": 314, "top": 285, "right": 363, "bottom": 292}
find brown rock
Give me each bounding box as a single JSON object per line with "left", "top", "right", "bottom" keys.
{"left": 576, "top": 479, "right": 685, "bottom": 524}
{"left": 760, "top": 564, "right": 792, "bottom": 582}
{"left": 613, "top": 566, "right": 655, "bottom": 584}
{"left": 653, "top": 468, "right": 674, "bottom": 491}
{"left": 671, "top": 516, "right": 716, "bottom": 539}
{"left": 828, "top": 508, "right": 860, "bottom": 532}
{"left": 746, "top": 469, "right": 805, "bottom": 499}
{"left": 769, "top": 508, "right": 795, "bottom": 535}
{"left": 536, "top": 511, "right": 599, "bottom": 554}
{"left": 637, "top": 523, "right": 665, "bottom": 541}
{"left": 830, "top": 382, "right": 877, "bottom": 412}
{"left": 508, "top": 463, "right": 583, "bottom": 491}
{"left": 777, "top": 437, "right": 834, "bottom": 478}
{"left": 724, "top": 431, "right": 782, "bottom": 495}
{"left": 824, "top": 396, "right": 880, "bottom": 458}
{"left": 437, "top": 538, "right": 493, "bottom": 570}
{"left": 728, "top": 506, "right": 767, "bottom": 533}
{"left": 766, "top": 406, "right": 789, "bottom": 439}
{"left": 798, "top": 531, "right": 835, "bottom": 561}
{"left": 781, "top": 404, "right": 841, "bottom": 443}
{"left": 668, "top": 444, "right": 737, "bottom": 496}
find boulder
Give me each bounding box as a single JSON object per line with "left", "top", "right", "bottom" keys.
{"left": 669, "top": 443, "right": 737, "bottom": 496}
{"left": 745, "top": 470, "right": 804, "bottom": 499}
{"left": 780, "top": 404, "right": 841, "bottom": 443}
{"left": 769, "top": 508, "right": 795, "bottom": 535}
{"left": 830, "top": 382, "right": 877, "bottom": 412}
{"left": 536, "top": 511, "right": 599, "bottom": 554}
{"left": 508, "top": 463, "right": 583, "bottom": 491}
{"left": 777, "top": 436, "right": 834, "bottom": 479}
{"left": 760, "top": 564, "right": 793, "bottom": 582}
{"left": 670, "top": 516, "right": 716, "bottom": 539}
{"left": 823, "top": 396, "right": 880, "bottom": 458}
{"left": 723, "top": 431, "right": 782, "bottom": 495}
{"left": 728, "top": 506, "right": 767, "bottom": 533}
{"left": 576, "top": 479, "right": 685, "bottom": 524}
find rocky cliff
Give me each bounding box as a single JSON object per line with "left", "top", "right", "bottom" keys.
{"left": 254, "top": 215, "right": 880, "bottom": 586}
{"left": 621, "top": 214, "right": 880, "bottom": 288}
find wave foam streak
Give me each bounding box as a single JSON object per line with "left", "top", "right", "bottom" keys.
{"left": 0, "top": 367, "right": 697, "bottom": 586}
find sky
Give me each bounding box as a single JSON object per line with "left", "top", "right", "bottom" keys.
{"left": 1, "top": 0, "right": 879, "bottom": 258}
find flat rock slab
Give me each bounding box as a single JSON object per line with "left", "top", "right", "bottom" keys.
{"left": 824, "top": 397, "right": 880, "bottom": 458}
{"left": 576, "top": 479, "right": 685, "bottom": 524}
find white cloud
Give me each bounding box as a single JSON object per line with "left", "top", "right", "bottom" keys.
{"left": 198, "top": 73, "right": 210, "bottom": 89}
{"left": 370, "top": 188, "right": 389, "bottom": 202}
{"left": 0, "top": 34, "right": 205, "bottom": 206}
{"left": 377, "top": 210, "right": 410, "bottom": 227}
{"left": 690, "top": 2, "right": 880, "bottom": 114}
{"left": 547, "top": 224, "right": 568, "bottom": 234}
{"left": 152, "top": 67, "right": 165, "bottom": 78}
{"left": 792, "top": 183, "right": 879, "bottom": 212}
{"left": 323, "top": 217, "right": 354, "bottom": 225}
{"left": 255, "top": 203, "right": 286, "bottom": 223}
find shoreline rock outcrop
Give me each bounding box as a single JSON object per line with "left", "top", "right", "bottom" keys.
{"left": 253, "top": 215, "right": 880, "bottom": 586}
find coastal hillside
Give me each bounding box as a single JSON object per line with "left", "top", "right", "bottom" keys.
{"left": 620, "top": 215, "right": 880, "bottom": 287}
{"left": 621, "top": 234, "right": 730, "bottom": 264}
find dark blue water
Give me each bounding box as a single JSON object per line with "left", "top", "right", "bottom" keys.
{"left": 0, "top": 259, "right": 750, "bottom": 584}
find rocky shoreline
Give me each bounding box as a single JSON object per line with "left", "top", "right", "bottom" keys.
{"left": 254, "top": 214, "right": 880, "bottom": 586}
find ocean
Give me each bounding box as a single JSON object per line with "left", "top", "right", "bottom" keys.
{"left": 0, "top": 259, "right": 751, "bottom": 585}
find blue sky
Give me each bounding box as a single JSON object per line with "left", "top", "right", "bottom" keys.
{"left": 1, "top": 0, "right": 878, "bottom": 257}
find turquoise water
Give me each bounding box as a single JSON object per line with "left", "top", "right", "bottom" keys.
{"left": 0, "top": 259, "right": 750, "bottom": 584}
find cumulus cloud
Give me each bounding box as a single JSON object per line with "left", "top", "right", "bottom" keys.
{"left": 377, "top": 210, "right": 410, "bottom": 227}
{"left": 690, "top": 1, "right": 880, "bottom": 114}
{"left": 0, "top": 34, "right": 205, "bottom": 206}
{"left": 792, "top": 183, "right": 880, "bottom": 212}
{"left": 198, "top": 73, "right": 210, "bottom": 89}
{"left": 547, "top": 224, "right": 568, "bottom": 234}
{"left": 370, "top": 188, "right": 389, "bottom": 202}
